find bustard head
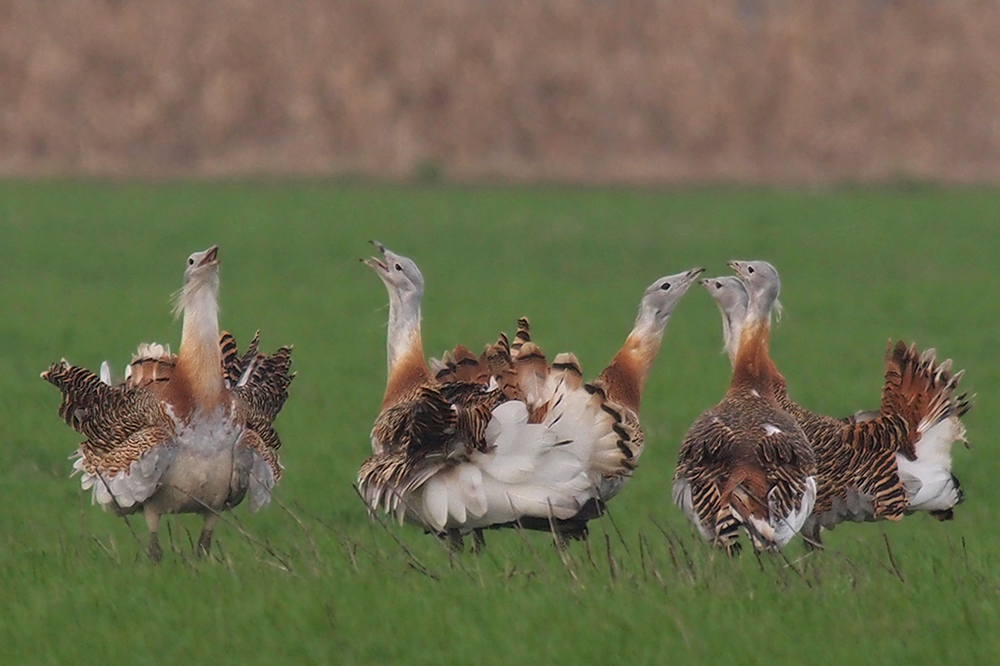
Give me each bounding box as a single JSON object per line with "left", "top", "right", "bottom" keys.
{"left": 364, "top": 241, "right": 424, "bottom": 303}
{"left": 728, "top": 260, "right": 781, "bottom": 322}
{"left": 701, "top": 275, "right": 749, "bottom": 363}
{"left": 701, "top": 275, "right": 749, "bottom": 320}
{"left": 173, "top": 245, "right": 220, "bottom": 317}
{"left": 635, "top": 267, "right": 705, "bottom": 333}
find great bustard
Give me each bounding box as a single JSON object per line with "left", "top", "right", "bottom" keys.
{"left": 701, "top": 265, "right": 970, "bottom": 548}
{"left": 674, "top": 261, "right": 816, "bottom": 553}
{"left": 43, "top": 246, "right": 294, "bottom": 561}
{"left": 358, "top": 241, "right": 701, "bottom": 547}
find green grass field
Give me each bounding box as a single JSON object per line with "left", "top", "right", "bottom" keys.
{"left": 1, "top": 182, "right": 997, "bottom": 665}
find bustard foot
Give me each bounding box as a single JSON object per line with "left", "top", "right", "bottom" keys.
{"left": 553, "top": 519, "right": 589, "bottom": 544}
{"left": 802, "top": 528, "right": 825, "bottom": 551}
{"left": 722, "top": 539, "right": 742, "bottom": 557}
{"left": 929, "top": 508, "right": 955, "bottom": 521}
{"left": 442, "top": 529, "right": 464, "bottom": 553}
{"left": 197, "top": 513, "right": 220, "bottom": 558}
{"left": 196, "top": 530, "right": 213, "bottom": 558}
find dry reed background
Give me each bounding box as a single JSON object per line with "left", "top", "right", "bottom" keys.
{"left": 3, "top": 0, "right": 1000, "bottom": 184}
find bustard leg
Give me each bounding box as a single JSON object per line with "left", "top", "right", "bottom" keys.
{"left": 143, "top": 506, "right": 163, "bottom": 563}
{"left": 801, "top": 523, "right": 824, "bottom": 551}
{"left": 197, "top": 513, "right": 221, "bottom": 557}
{"left": 443, "top": 529, "right": 464, "bottom": 552}
{"left": 471, "top": 528, "right": 486, "bottom": 554}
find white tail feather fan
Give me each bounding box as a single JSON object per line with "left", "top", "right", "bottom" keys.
{"left": 407, "top": 378, "right": 621, "bottom": 533}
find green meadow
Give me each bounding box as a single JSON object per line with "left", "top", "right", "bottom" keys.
{"left": 1, "top": 182, "right": 996, "bottom": 664}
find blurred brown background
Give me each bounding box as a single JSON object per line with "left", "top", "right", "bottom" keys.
{"left": 3, "top": 0, "right": 999, "bottom": 184}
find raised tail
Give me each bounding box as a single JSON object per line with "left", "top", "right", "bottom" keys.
{"left": 881, "top": 341, "right": 971, "bottom": 514}
{"left": 429, "top": 317, "right": 535, "bottom": 385}
{"left": 882, "top": 341, "right": 971, "bottom": 456}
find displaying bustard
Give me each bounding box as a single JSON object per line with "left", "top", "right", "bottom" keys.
{"left": 701, "top": 266, "right": 970, "bottom": 548}
{"left": 42, "top": 246, "right": 294, "bottom": 561}
{"left": 358, "top": 241, "right": 701, "bottom": 547}
{"left": 674, "top": 261, "right": 817, "bottom": 553}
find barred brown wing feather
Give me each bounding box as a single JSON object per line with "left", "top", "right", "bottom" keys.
{"left": 758, "top": 428, "right": 812, "bottom": 517}
{"left": 358, "top": 450, "right": 446, "bottom": 518}
{"left": 75, "top": 424, "right": 176, "bottom": 478}
{"left": 231, "top": 346, "right": 294, "bottom": 443}
{"left": 880, "top": 341, "right": 966, "bottom": 461}
{"left": 372, "top": 386, "right": 458, "bottom": 456}
{"left": 429, "top": 345, "right": 489, "bottom": 385}
{"left": 754, "top": 412, "right": 815, "bottom": 514}
{"left": 220, "top": 330, "right": 264, "bottom": 386}
{"left": 236, "top": 331, "right": 262, "bottom": 375}
{"left": 510, "top": 317, "right": 532, "bottom": 357}
{"left": 220, "top": 332, "right": 242, "bottom": 385}
{"left": 582, "top": 379, "right": 643, "bottom": 475}
{"left": 239, "top": 346, "right": 293, "bottom": 416}
{"left": 758, "top": 420, "right": 811, "bottom": 466}
{"left": 440, "top": 383, "right": 506, "bottom": 452}
{"left": 449, "top": 346, "right": 487, "bottom": 384}
{"left": 880, "top": 341, "right": 923, "bottom": 460}
{"left": 42, "top": 360, "right": 171, "bottom": 454}
{"left": 374, "top": 382, "right": 504, "bottom": 457}
{"left": 839, "top": 417, "right": 909, "bottom": 519}
{"left": 678, "top": 409, "right": 743, "bottom": 467}
{"left": 234, "top": 428, "right": 282, "bottom": 488}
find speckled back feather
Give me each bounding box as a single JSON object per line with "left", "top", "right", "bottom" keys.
{"left": 675, "top": 388, "right": 816, "bottom": 552}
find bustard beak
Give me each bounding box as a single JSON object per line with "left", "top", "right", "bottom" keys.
{"left": 196, "top": 245, "right": 220, "bottom": 268}
{"left": 676, "top": 267, "right": 705, "bottom": 290}
{"left": 363, "top": 240, "right": 389, "bottom": 273}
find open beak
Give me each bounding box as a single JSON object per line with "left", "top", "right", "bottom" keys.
{"left": 681, "top": 267, "right": 705, "bottom": 290}
{"left": 199, "top": 245, "right": 220, "bottom": 267}
{"left": 362, "top": 240, "right": 389, "bottom": 273}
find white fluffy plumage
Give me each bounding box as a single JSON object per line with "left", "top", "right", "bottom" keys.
{"left": 897, "top": 416, "right": 966, "bottom": 512}
{"left": 408, "top": 375, "right": 620, "bottom": 533}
